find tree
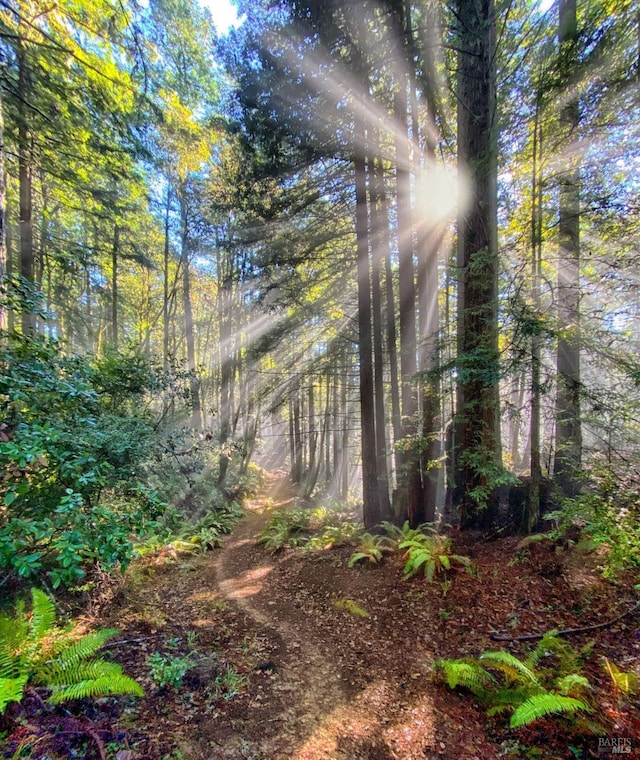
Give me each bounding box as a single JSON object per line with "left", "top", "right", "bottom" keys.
{"left": 554, "top": 0, "right": 582, "bottom": 497}
{"left": 453, "top": 0, "right": 502, "bottom": 529}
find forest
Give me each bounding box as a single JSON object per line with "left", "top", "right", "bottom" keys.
{"left": 0, "top": 0, "right": 639, "bottom": 758}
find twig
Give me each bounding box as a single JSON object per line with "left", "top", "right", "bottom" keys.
{"left": 490, "top": 600, "right": 640, "bottom": 643}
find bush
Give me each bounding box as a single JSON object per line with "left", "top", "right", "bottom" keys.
{"left": 0, "top": 335, "right": 166, "bottom": 588}
{"left": 550, "top": 463, "right": 640, "bottom": 578}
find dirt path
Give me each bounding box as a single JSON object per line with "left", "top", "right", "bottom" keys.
{"left": 201, "top": 478, "right": 491, "bottom": 760}
{"left": 212, "top": 491, "right": 353, "bottom": 758}
{"left": 103, "top": 476, "right": 637, "bottom": 759}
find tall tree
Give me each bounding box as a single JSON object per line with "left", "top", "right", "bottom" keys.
{"left": 454, "top": 0, "right": 502, "bottom": 528}
{"left": 554, "top": 0, "right": 582, "bottom": 497}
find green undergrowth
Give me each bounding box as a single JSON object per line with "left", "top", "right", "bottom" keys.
{"left": 0, "top": 588, "right": 142, "bottom": 715}
{"left": 256, "top": 506, "right": 362, "bottom": 553}
{"left": 257, "top": 510, "right": 472, "bottom": 586}
{"left": 434, "top": 631, "right": 606, "bottom": 733}
{"left": 547, "top": 465, "right": 640, "bottom": 580}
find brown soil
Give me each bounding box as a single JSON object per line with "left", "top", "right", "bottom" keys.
{"left": 7, "top": 475, "right": 638, "bottom": 760}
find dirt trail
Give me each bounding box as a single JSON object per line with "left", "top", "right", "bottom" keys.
{"left": 201, "top": 476, "right": 489, "bottom": 760}
{"left": 110, "top": 474, "right": 631, "bottom": 759}
{"left": 212, "top": 483, "right": 353, "bottom": 758}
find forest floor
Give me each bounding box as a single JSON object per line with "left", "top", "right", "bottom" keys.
{"left": 20, "top": 474, "right": 639, "bottom": 760}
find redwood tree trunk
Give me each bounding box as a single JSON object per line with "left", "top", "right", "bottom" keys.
{"left": 454, "top": 0, "right": 501, "bottom": 529}
{"left": 354, "top": 100, "right": 381, "bottom": 529}
{"left": 554, "top": 0, "right": 582, "bottom": 497}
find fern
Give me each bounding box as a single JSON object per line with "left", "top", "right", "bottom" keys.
{"left": 348, "top": 532, "right": 394, "bottom": 566}
{"left": 28, "top": 589, "right": 57, "bottom": 641}
{"left": 435, "top": 633, "right": 595, "bottom": 732}
{"left": 48, "top": 674, "right": 144, "bottom": 704}
{"left": 434, "top": 659, "right": 495, "bottom": 695}
{"left": 400, "top": 535, "right": 470, "bottom": 581}
{"left": 0, "top": 588, "right": 143, "bottom": 714}
{"left": 479, "top": 651, "right": 538, "bottom": 684}
{"left": 509, "top": 693, "right": 592, "bottom": 728}
{"left": 40, "top": 629, "right": 119, "bottom": 669}
{"left": 555, "top": 673, "right": 591, "bottom": 696}
{"left": 0, "top": 676, "right": 28, "bottom": 713}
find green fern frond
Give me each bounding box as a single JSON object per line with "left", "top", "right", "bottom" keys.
{"left": 48, "top": 673, "right": 144, "bottom": 704}
{"left": 0, "top": 676, "right": 27, "bottom": 714}
{"left": 509, "top": 693, "right": 592, "bottom": 728}
{"left": 0, "top": 607, "right": 28, "bottom": 656}
{"left": 479, "top": 651, "right": 538, "bottom": 684}
{"left": 525, "top": 630, "right": 561, "bottom": 670}
{"left": 0, "top": 644, "right": 19, "bottom": 680}
{"left": 40, "top": 659, "right": 123, "bottom": 686}
{"left": 37, "top": 629, "right": 118, "bottom": 674}
{"left": 434, "top": 659, "right": 494, "bottom": 695}
{"left": 555, "top": 673, "right": 591, "bottom": 696}
{"left": 28, "top": 589, "right": 57, "bottom": 641}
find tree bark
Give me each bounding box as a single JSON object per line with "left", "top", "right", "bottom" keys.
{"left": 0, "top": 87, "right": 6, "bottom": 334}
{"left": 454, "top": 0, "right": 501, "bottom": 529}
{"left": 111, "top": 224, "right": 119, "bottom": 348}
{"left": 354, "top": 99, "right": 381, "bottom": 529}
{"left": 18, "top": 39, "right": 35, "bottom": 336}
{"left": 181, "top": 193, "right": 202, "bottom": 431}
{"left": 392, "top": 1, "right": 422, "bottom": 526}
{"left": 369, "top": 151, "right": 393, "bottom": 521}
{"left": 554, "top": 0, "right": 582, "bottom": 497}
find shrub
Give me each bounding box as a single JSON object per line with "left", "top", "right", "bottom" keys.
{"left": 348, "top": 532, "right": 394, "bottom": 566}
{"left": 400, "top": 533, "right": 471, "bottom": 581}
{"left": 0, "top": 335, "right": 167, "bottom": 588}
{"left": 147, "top": 652, "right": 194, "bottom": 689}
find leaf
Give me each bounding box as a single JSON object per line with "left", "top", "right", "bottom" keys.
{"left": 439, "top": 554, "right": 451, "bottom": 570}
{"left": 509, "top": 693, "right": 592, "bottom": 728}
{"left": 479, "top": 651, "right": 538, "bottom": 684}
{"left": 332, "top": 599, "right": 369, "bottom": 617}
{"left": 0, "top": 676, "right": 27, "bottom": 714}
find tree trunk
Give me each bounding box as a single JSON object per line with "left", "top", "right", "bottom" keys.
{"left": 454, "top": 0, "right": 501, "bottom": 530}
{"left": 0, "top": 88, "right": 6, "bottom": 334}
{"left": 529, "top": 98, "right": 543, "bottom": 532}
{"left": 181, "top": 195, "right": 202, "bottom": 431}
{"left": 18, "top": 41, "right": 35, "bottom": 337}
{"left": 163, "top": 185, "right": 171, "bottom": 369}
{"left": 369, "top": 151, "right": 393, "bottom": 520}
{"left": 393, "top": 29, "right": 422, "bottom": 527}
{"left": 554, "top": 0, "right": 582, "bottom": 497}
{"left": 111, "top": 224, "right": 119, "bottom": 348}
{"left": 354, "top": 101, "right": 380, "bottom": 528}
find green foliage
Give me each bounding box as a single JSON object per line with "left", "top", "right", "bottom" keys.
{"left": 332, "top": 598, "right": 370, "bottom": 617}
{"left": 602, "top": 657, "right": 639, "bottom": 697}
{"left": 347, "top": 532, "right": 394, "bottom": 566}
{"left": 212, "top": 666, "right": 246, "bottom": 701}
{"left": 549, "top": 465, "right": 640, "bottom": 578}
{"left": 381, "top": 520, "right": 438, "bottom": 546}
{"left": 0, "top": 335, "right": 168, "bottom": 588}
{"left": 307, "top": 521, "right": 363, "bottom": 551}
{"left": 400, "top": 533, "right": 471, "bottom": 581}
{"left": 147, "top": 652, "right": 194, "bottom": 689}
{"left": 509, "top": 694, "right": 591, "bottom": 729}
{"left": 0, "top": 588, "right": 143, "bottom": 714}
{"left": 434, "top": 632, "right": 593, "bottom": 730}
{"left": 257, "top": 507, "right": 359, "bottom": 553}
{"left": 256, "top": 508, "right": 312, "bottom": 552}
